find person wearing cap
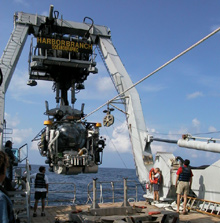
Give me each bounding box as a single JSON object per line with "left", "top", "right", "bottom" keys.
{"left": 175, "top": 159, "right": 193, "bottom": 214}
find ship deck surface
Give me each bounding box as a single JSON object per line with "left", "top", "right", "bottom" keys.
{"left": 30, "top": 201, "right": 220, "bottom": 223}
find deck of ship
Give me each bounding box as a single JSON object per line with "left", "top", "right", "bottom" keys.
{"left": 30, "top": 201, "right": 220, "bottom": 223}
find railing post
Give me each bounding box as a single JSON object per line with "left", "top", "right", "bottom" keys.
{"left": 111, "top": 181, "right": 115, "bottom": 203}
{"left": 122, "top": 178, "right": 130, "bottom": 207}
{"left": 136, "top": 184, "right": 138, "bottom": 202}
{"left": 91, "top": 178, "right": 99, "bottom": 209}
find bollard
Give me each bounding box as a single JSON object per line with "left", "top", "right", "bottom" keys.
{"left": 122, "top": 178, "right": 130, "bottom": 207}
{"left": 91, "top": 178, "right": 99, "bottom": 209}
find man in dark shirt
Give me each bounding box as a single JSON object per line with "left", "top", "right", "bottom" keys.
{"left": 30, "top": 166, "right": 49, "bottom": 217}
{"left": 175, "top": 159, "right": 193, "bottom": 214}
{"left": 4, "top": 141, "right": 15, "bottom": 190}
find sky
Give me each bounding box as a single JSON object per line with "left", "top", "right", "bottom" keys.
{"left": 1, "top": 0, "right": 220, "bottom": 171}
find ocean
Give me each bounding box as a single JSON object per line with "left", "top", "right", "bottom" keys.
{"left": 28, "top": 165, "right": 146, "bottom": 206}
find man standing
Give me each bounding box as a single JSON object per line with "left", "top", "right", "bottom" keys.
{"left": 4, "top": 140, "right": 16, "bottom": 191}
{"left": 175, "top": 159, "right": 193, "bottom": 214}
{"left": 30, "top": 166, "right": 49, "bottom": 217}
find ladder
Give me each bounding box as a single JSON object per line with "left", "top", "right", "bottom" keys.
{"left": 187, "top": 196, "right": 220, "bottom": 218}
{"left": 97, "top": 45, "right": 123, "bottom": 96}
{"left": 8, "top": 190, "right": 30, "bottom": 222}
{"left": 0, "top": 22, "right": 29, "bottom": 138}
{"left": 8, "top": 160, "right": 31, "bottom": 222}
{"left": 2, "top": 127, "right": 13, "bottom": 146}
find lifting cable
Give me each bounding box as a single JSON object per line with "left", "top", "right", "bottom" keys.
{"left": 81, "top": 27, "right": 220, "bottom": 120}
{"left": 103, "top": 126, "right": 128, "bottom": 169}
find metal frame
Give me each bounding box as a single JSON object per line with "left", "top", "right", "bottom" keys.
{"left": 0, "top": 6, "right": 152, "bottom": 186}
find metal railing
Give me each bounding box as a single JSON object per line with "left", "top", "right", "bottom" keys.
{"left": 30, "top": 182, "right": 76, "bottom": 206}
{"left": 2, "top": 127, "right": 13, "bottom": 145}
{"left": 9, "top": 160, "right": 31, "bottom": 222}
{"left": 86, "top": 178, "right": 141, "bottom": 205}
{"left": 29, "top": 178, "right": 142, "bottom": 207}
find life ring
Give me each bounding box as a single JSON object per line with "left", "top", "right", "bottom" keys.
{"left": 149, "top": 168, "right": 155, "bottom": 184}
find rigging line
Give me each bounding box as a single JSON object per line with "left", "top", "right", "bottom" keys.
{"left": 81, "top": 27, "right": 220, "bottom": 120}
{"left": 103, "top": 126, "right": 128, "bottom": 169}
{"left": 192, "top": 131, "right": 220, "bottom": 135}
{"left": 114, "top": 117, "right": 220, "bottom": 137}
{"left": 151, "top": 130, "right": 220, "bottom": 136}
{"left": 113, "top": 117, "right": 220, "bottom": 138}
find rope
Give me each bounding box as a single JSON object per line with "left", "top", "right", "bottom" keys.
{"left": 82, "top": 27, "right": 220, "bottom": 120}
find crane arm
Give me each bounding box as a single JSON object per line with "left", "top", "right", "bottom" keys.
{"left": 98, "top": 37, "right": 153, "bottom": 184}
{"left": 0, "top": 21, "right": 29, "bottom": 134}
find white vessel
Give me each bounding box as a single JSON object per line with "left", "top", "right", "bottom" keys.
{"left": 1, "top": 4, "right": 220, "bottom": 222}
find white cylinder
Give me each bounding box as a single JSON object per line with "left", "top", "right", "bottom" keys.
{"left": 177, "top": 139, "right": 220, "bottom": 153}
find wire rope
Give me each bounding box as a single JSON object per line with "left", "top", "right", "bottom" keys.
{"left": 103, "top": 126, "right": 128, "bottom": 169}
{"left": 82, "top": 27, "right": 220, "bottom": 120}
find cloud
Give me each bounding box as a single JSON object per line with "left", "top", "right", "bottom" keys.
{"left": 30, "top": 140, "right": 39, "bottom": 151}
{"left": 140, "top": 84, "right": 166, "bottom": 92}
{"left": 5, "top": 111, "right": 34, "bottom": 145}
{"left": 204, "top": 151, "right": 220, "bottom": 162}
{"left": 208, "top": 126, "right": 217, "bottom": 132}
{"left": 151, "top": 141, "right": 177, "bottom": 156}
{"left": 5, "top": 113, "right": 20, "bottom": 128}
{"left": 151, "top": 144, "right": 167, "bottom": 154}
{"left": 104, "top": 121, "right": 131, "bottom": 153}
{"left": 96, "top": 76, "right": 115, "bottom": 92}
{"left": 101, "top": 116, "right": 219, "bottom": 167}
{"left": 12, "top": 128, "right": 33, "bottom": 145}
{"left": 14, "top": 0, "right": 29, "bottom": 7}
{"left": 8, "top": 69, "right": 53, "bottom": 103}
{"left": 78, "top": 75, "right": 116, "bottom": 101}
{"left": 187, "top": 91, "right": 203, "bottom": 99}
{"left": 192, "top": 118, "right": 200, "bottom": 128}
{"left": 147, "top": 128, "right": 157, "bottom": 134}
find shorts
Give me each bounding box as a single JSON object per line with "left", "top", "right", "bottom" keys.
{"left": 34, "top": 191, "right": 47, "bottom": 200}
{"left": 153, "top": 184, "right": 160, "bottom": 191}
{"left": 176, "top": 181, "right": 189, "bottom": 195}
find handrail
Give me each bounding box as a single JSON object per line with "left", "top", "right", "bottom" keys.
{"left": 9, "top": 160, "right": 31, "bottom": 222}
{"left": 86, "top": 179, "right": 141, "bottom": 204}
{"left": 30, "top": 182, "right": 76, "bottom": 206}
{"left": 28, "top": 179, "right": 141, "bottom": 206}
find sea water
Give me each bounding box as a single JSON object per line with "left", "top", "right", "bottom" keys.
{"left": 28, "top": 165, "right": 145, "bottom": 206}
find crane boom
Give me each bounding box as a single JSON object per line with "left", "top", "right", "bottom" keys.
{"left": 98, "top": 37, "right": 153, "bottom": 184}
{"left": 0, "top": 23, "right": 29, "bottom": 135}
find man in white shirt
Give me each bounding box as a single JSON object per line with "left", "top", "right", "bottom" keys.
{"left": 30, "top": 166, "right": 49, "bottom": 217}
